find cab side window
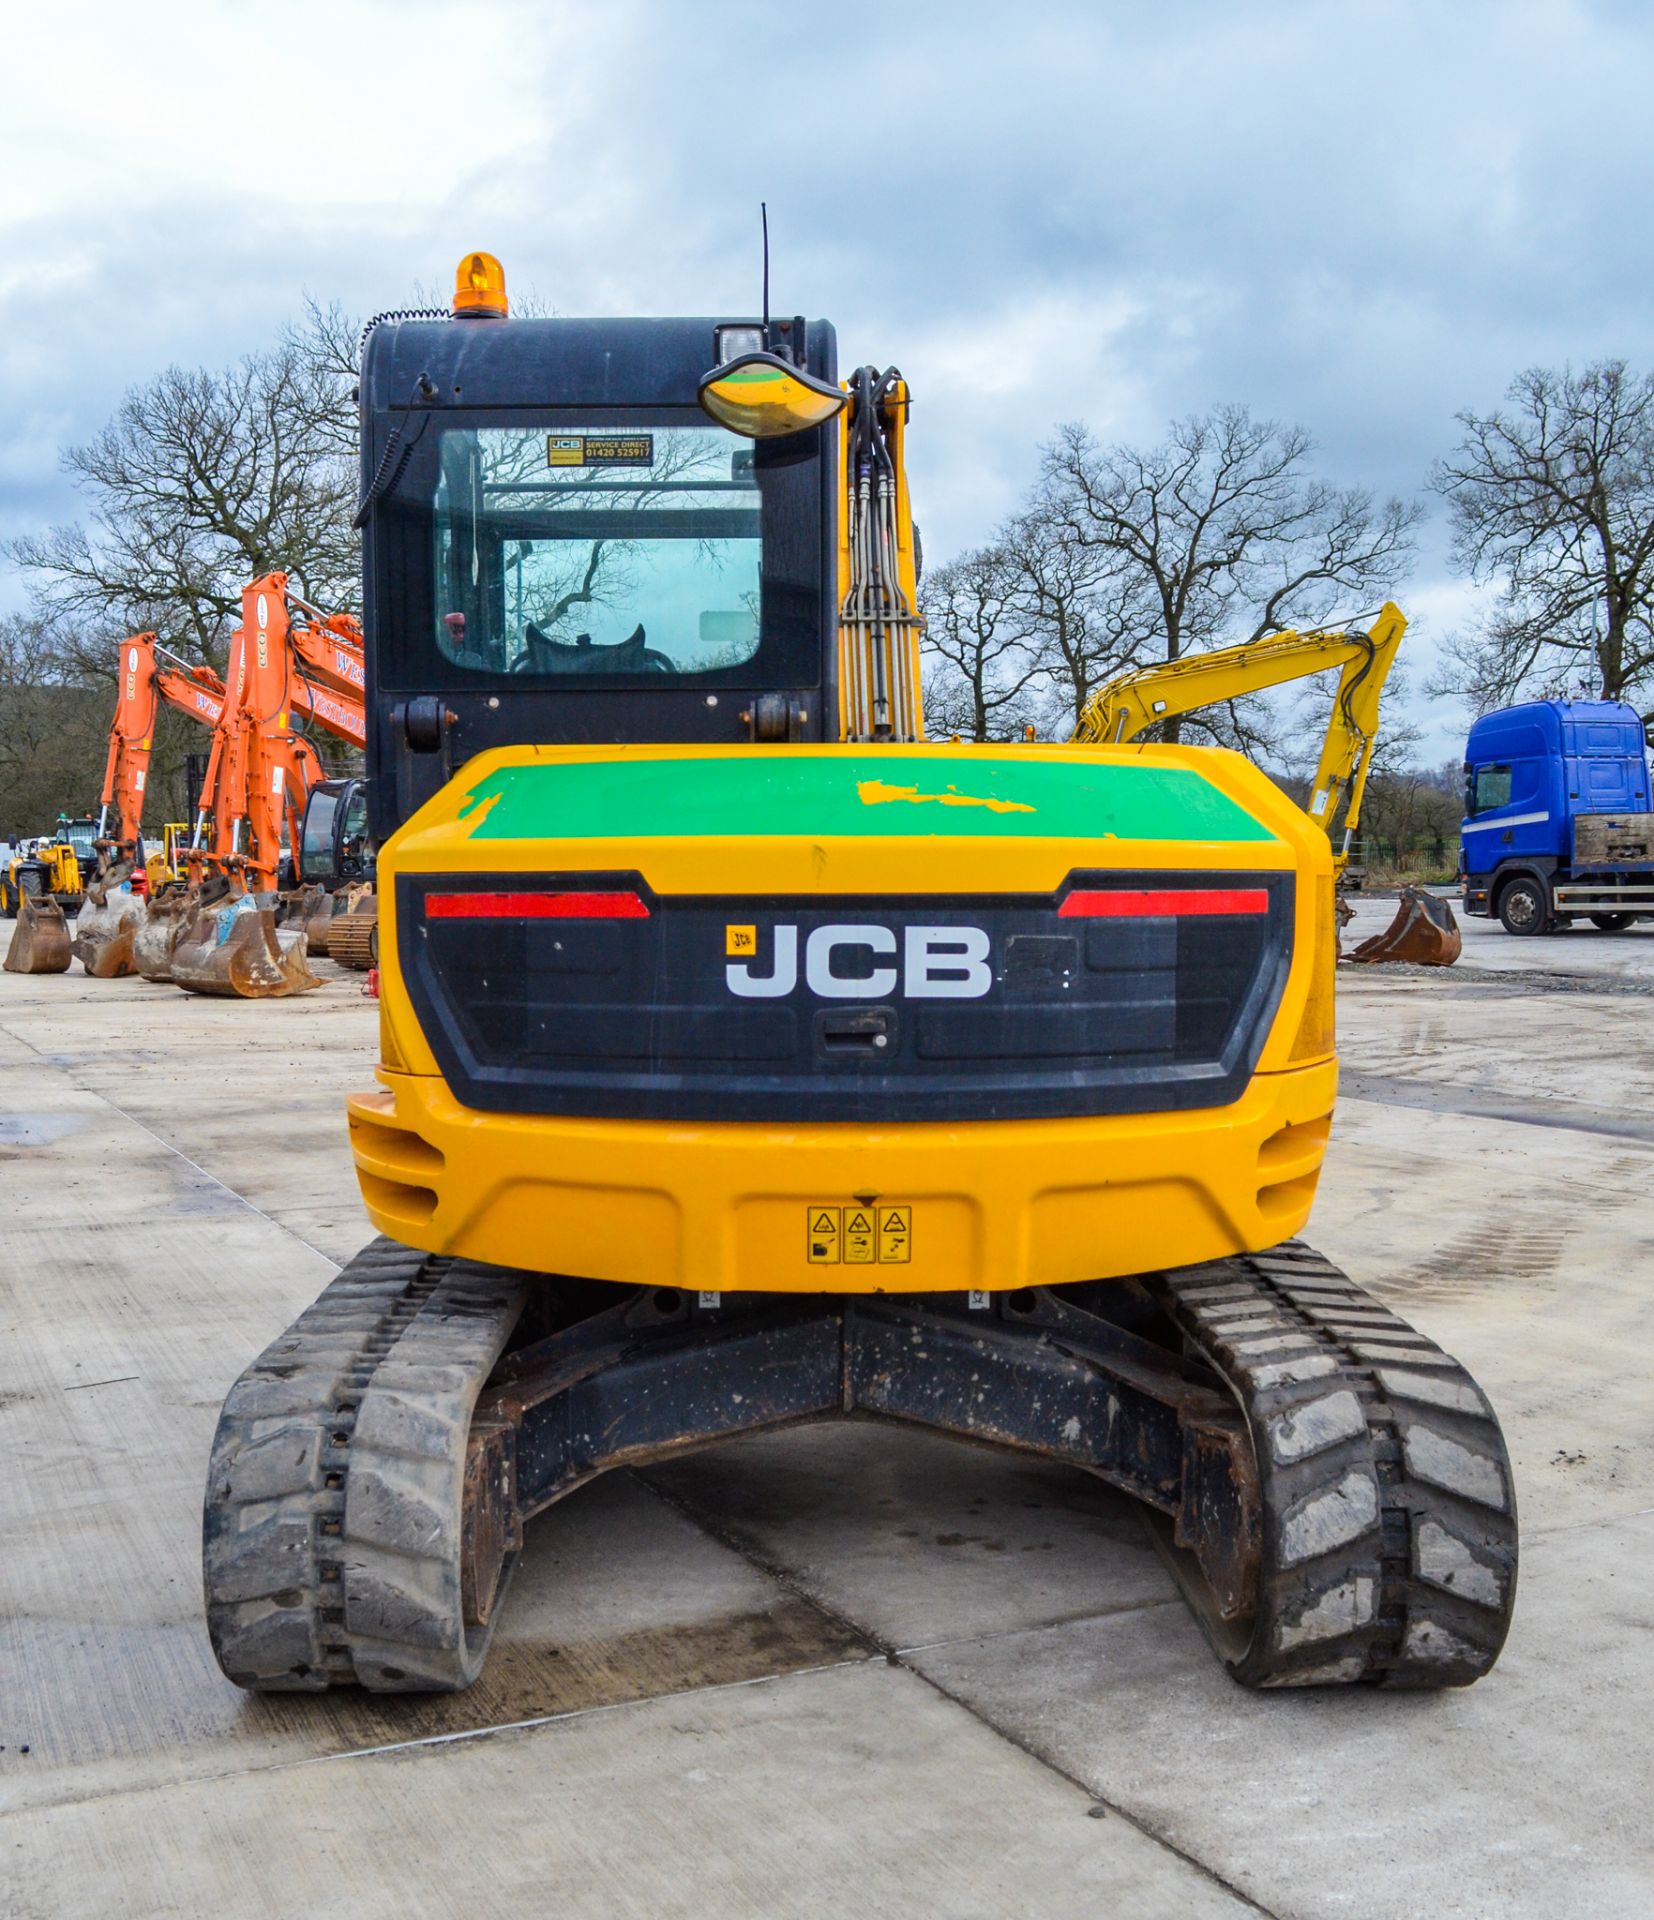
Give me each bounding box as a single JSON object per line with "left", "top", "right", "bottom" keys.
{"left": 1471, "top": 764, "right": 1512, "bottom": 814}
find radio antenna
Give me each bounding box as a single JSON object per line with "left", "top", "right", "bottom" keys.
{"left": 761, "top": 202, "right": 770, "bottom": 348}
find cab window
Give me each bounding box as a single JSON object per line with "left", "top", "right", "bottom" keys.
{"left": 300, "top": 789, "right": 339, "bottom": 880}
{"left": 1470, "top": 765, "right": 1512, "bottom": 814}
{"left": 431, "top": 424, "right": 761, "bottom": 680}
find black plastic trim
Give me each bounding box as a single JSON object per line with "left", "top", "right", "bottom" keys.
{"left": 397, "top": 868, "right": 1295, "bottom": 1124}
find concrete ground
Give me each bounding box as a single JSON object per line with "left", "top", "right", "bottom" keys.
{"left": 2, "top": 920, "right": 1651, "bottom": 1919}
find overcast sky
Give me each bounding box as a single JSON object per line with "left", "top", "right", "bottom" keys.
{"left": 3, "top": 0, "right": 1651, "bottom": 760}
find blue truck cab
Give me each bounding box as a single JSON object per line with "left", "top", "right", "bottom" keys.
{"left": 1462, "top": 699, "right": 1654, "bottom": 933}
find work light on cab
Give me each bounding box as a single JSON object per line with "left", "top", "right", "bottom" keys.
{"left": 452, "top": 250, "right": 508, "bottom": 319}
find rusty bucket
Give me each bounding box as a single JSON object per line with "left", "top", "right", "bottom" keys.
{"left": 280, "top": 883, "right": 337, "bottom": 958}
{"left": 72, "top": 857, "right": 145, "bottom": 978}
{"left": 170, "top": 889, "right": 323, "bottom": 998}
{"left": 134, "top": 880, "right": 204, "bottom": 983}
{"left": 4, "top": 893, "right": 72, "bottom": 973}
{"left": 1348, "top": 886, "right": 1463, "bottom": 967}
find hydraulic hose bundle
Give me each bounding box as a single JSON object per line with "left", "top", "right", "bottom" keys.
{"left": 839, "top": 366, "right": 921, "bottom": 741}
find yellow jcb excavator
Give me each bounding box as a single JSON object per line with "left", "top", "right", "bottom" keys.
{"left": 1073, "top": 613, "right": 1461, "bottom": 964}
{"left": 204, "top": 251, "right": 1513, "bottom": 1700}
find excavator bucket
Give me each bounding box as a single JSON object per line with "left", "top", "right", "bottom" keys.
{"left": 133, "top": 881, "right": 201, "bottom": 983}
{"left": 71, "top": 858, "right": 145, "bottom": 978}
{"left": 4, "top": 894, "right": 72, "bottom": 974}
{"left": 1348, "top": 885, "right": 1463, "bottom": 967}
{"left": 170, "top": 890, "right": 323, "bottom": 998}
{"left": 280, "top": 883, "right": 337, "bottom": 957}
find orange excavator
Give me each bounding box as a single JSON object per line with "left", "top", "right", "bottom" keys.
{"left": 168, "top": 574, "right": 367, "bottom": 996}
{"left": 9, "top": 634, "right": 227, "bottom": 978}
{"left": 98, "top": 632, "right": 228, "bottom": 847}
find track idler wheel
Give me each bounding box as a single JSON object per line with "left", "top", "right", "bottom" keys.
{"left": 1348, "top": 886, "right": 1462, "bottom": 966}
{"left": 170, "top": 890, "right": 322, "bottom": 998}
{"left": 3, "top": 893, "right": 71, "bottom": 973}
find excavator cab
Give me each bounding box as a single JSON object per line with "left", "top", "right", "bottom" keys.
{"left": 290, "top": 777, "right": 376, "bottom": 963}
{"left": 297, "top": 779, "right": 373, "bottom": 888}
{"left": 205, "top": 255, "right": 1515, "bottom": 1702}
{"left": 356, "top": 307, "right": 840, "bottom": 845}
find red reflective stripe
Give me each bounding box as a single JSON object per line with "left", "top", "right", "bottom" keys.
{"left": 425, "top": 891, "right": 649, "bottom": 920}
{"left": 1058, "top": 888, "right": 1269, "bottom": 918}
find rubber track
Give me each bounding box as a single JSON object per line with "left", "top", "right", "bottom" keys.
{"left": 1147, "top": 1240, "right": 1518, "bottom": 1687}
{"left": 203, "top": 1237, "right": 528, "bottom": 1692}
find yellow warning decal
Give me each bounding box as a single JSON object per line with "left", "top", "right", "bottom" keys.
{"left": 726, "top": 923, "right": 757, "bottom": 956}
{"left": 807, "top": 1207, "right": 841, "bottom": 1263}
{"left": 805, "top": 1203, "right": 912, "bottom": 1263}
{"left": 844, "top": 1207, "right": 877, "bottom": 1263}
{"left": 877, "top": 1206, "right": 911, "bottom": 1263}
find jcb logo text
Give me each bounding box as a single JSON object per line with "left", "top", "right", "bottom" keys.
{"left": 725, "top": 924, "right": 991, "bottom": 1000}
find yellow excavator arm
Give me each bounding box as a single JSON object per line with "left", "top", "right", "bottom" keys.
{"left": 1071, "top": 603, "right": 1407, "bottom": 871}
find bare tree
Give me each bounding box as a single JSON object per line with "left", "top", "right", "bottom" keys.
{"left": 919, "top": 546, "right": 1044, "bottom": 740}
{"left": 997, "top": 508, "right": 1141, "bottom": 734}
{"left": 6, "top": 283, "right": 559, "bottom": 689}
{"left": 1035, "top": 406, "right": 1421, "bottom": 743}
{"left": 8, "top": 338, "right": 359, "bottom": 678}
{"left": 1432, "top": 361, "right": 1654, "bottom": 721}
{"left": 0, "top": 614, "right": 112, "bottom": 830}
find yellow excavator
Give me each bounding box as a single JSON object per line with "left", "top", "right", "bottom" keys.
{"left": 1074, "top": 615, "right": 1461, "bottom": 963}
{"left": 204, "top": 251, "right": 1514, "bottom": 1698}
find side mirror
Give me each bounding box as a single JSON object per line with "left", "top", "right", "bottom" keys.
{"left": 698, "top": 351, "right": 847, "bottom": 439}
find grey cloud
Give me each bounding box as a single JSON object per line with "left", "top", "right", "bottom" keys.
{"left": 3, "top": 0, "right": 1652, "bottom": 758}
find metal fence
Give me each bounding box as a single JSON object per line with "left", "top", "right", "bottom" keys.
{"left": 1345, "top": 837, "right": 1462, "bottom": 870}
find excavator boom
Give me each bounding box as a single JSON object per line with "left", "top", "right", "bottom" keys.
{"left": 1073, "top": 605, "right": 1406, "bottom": 863}
{"left": 1072, "top": 604, "right": 1458, "bottom": 964}
{"left": 168, "top": 576, "right": 366, "bottom": 998}
{"left": 69, "top": 634, "right": 228, "bottom": 978}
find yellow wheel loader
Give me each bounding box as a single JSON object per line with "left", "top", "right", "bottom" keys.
{"left": 1, "top": 817, "right": 94, "bottom": 917}
{"left": 204, "top": 253, "right": 1515, "bottom": 1696}
{"left": 2, "top": 818, "right": 95, "bottom": 973}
